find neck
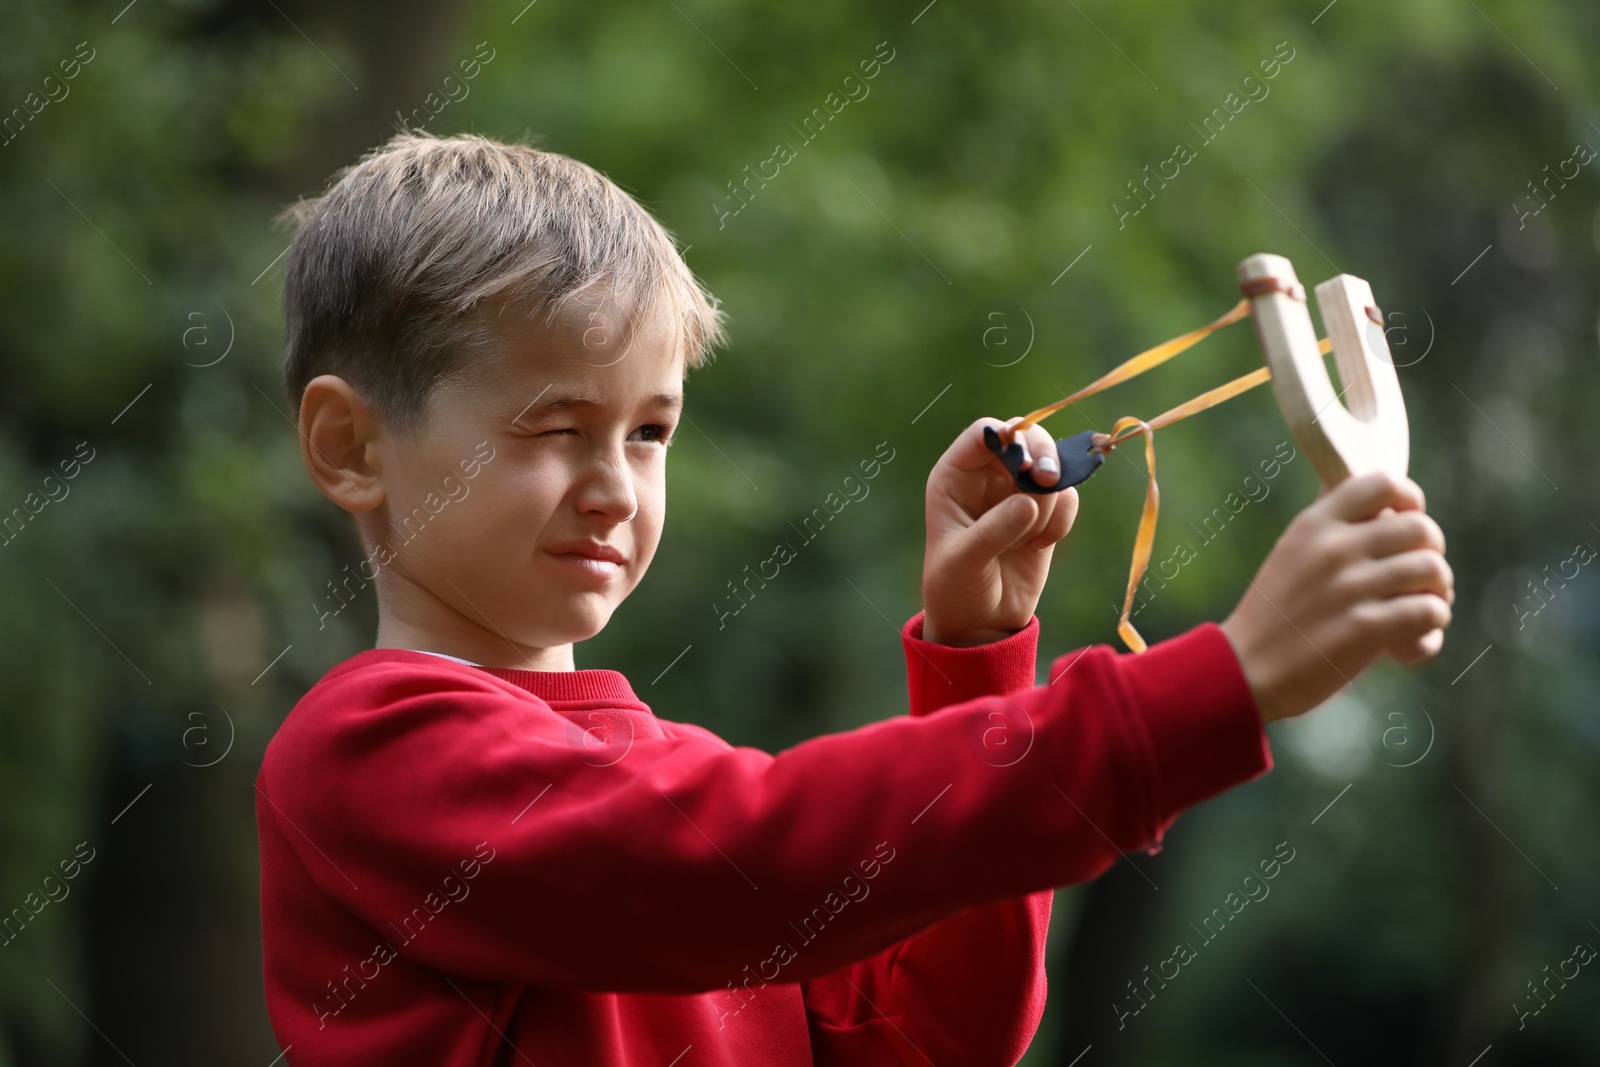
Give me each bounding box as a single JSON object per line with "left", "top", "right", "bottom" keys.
{"left": 371, "top": 565, "right": 576, "bottom": 671}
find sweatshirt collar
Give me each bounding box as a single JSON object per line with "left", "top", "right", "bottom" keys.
{"left": 351, "top": 649, "right": 648, "bottom": 709}
{"left": 476, "top": 664, "right": 646, "bottom": 706}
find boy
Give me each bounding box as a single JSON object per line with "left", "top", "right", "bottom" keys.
{"left": 257, "top": 132, "right": 1453, "bottom": 1066}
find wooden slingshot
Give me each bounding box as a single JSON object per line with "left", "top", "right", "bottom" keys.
{"left": 986, "top": 252, "right": 1411, "bottom": 652}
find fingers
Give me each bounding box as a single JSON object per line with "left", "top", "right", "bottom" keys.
{"left": 1320, "top": 470, "right": 1426, "bottom": 522}
{"left": 1026, "top": 486, "right": 1079, "bottom": 551}
{"left": 938, "top": 417, "right": 1016, "bottom": 473}
{"left": 1386, "top": 627, "right": 1446, "bottom": 665}
{"left": 937, "top": 417, "right": 1064, "bottom": 488}
{"left": 1360, "top": 591, "right": 1453, "bottom": 648}
{"left": 945, "top": 492, "right": 1042, "bottom": 572}
{"left": 1350, "top": 549, "right": 1455, "bottom": 603}
{"left": 1351, "top": 509, "right": 1447, "bottom": 560}
{"left": 1017, "top": 423, "right": 1061, "bottom": 487}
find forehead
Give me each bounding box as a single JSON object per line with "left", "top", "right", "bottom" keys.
{"left": 470, "top": 293, "right": 687, "bottom": 403}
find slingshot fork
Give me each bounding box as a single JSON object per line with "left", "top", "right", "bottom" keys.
{"left": 1238, "top": 253, "right": 1410, "bottom": 487}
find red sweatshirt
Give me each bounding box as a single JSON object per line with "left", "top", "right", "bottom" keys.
{"left": 256, "top": 613, "right": 1270, "bottom": 1066}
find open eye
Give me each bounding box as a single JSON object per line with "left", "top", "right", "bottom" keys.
{"left": 630, "top": 423, "right": 674, "bottom": 445}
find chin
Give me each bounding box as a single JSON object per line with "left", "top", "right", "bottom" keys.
{"left": 544, "top": 598, "right": 620, "bottom": 646}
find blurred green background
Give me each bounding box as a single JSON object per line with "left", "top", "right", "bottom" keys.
{"left": 2, "top": 0, "right": 1598, "bottom": 1063}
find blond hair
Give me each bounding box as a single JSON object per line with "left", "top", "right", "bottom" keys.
{"left": 280, "top": 132, "right": 725, "bottom": 429}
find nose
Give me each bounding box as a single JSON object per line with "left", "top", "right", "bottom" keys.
{"left": 574, "top": 441, "right": 639, "bottom": 523}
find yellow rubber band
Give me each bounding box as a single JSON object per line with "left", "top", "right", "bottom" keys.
{"left": 1010, "top": 299, "right": 1253, "bottom": 434}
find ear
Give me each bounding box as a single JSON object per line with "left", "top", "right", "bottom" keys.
{"left": 298, "top": 375, "right": 386, "bottom": 514}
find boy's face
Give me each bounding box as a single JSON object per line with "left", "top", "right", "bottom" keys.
{"left": 366, "top": 299, "right": 684, "bottom": 656}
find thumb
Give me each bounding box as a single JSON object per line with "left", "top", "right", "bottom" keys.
{"left": 948, "top": 493, "right": 1038, "bottom": 569}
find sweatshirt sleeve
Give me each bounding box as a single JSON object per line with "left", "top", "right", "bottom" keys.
{"left": 802, "top": 613, "right": 1051, "bottom": 1067}
{"left": 258, "top": 620, "right": 1271, "bottom": 997}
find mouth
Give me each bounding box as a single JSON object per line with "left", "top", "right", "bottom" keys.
{"left": 544, "top": 541, "right": 628, "bottom": 581}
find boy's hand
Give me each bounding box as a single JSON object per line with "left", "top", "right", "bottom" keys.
{"left": 1220, "top": 471, "right": 1454, "bottom": 723}
{"left": 922, "top": 417, "right": 1079, "bottom": 647}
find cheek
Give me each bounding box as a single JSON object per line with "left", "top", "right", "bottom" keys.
{"left": 628, "top": 476, "right": 667, "bottom": 572}
{"left": 482, "top": 488, "right": 557, "bottom": 550}
{"left": 402, "top": 448, "right": 562, "bottom": 565}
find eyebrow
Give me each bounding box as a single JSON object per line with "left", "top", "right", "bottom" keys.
{"left": 511, "top": 387, "right": 681, "bottom": 424}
